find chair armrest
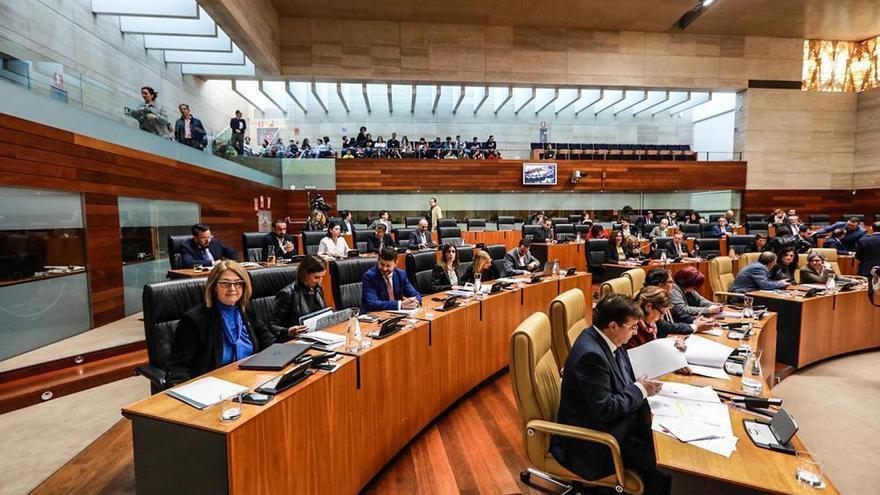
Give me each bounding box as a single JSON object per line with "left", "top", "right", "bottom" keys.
{"left": 526, "top": 419, "right": 627, "bottom": 488}
{"left": 713, "top": 291, "right": 741, "bottom": 303}
{"left": 135, "top": 364, "right": 168, "bottom": 391}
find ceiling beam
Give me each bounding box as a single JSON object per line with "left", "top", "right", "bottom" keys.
{"left": 473, "top": 86, "right": 489, "bottom": 114}
{"left": 594, "top": 91, "right": 625, "bottom": 116}
{"left": 431, "top": 85, "right": 441, "bottom": 114}
{"left": 452, "top": 85, "right": 465, "bottom": 114}
{"left": 119, "top": 6, "right": 217, "bottom": 36}
{"left": 494, "top": 87, "right": 513, "bottom": 114}
{"left": 387, "top": 84, "right": 393, "bottom": 114}
{"left": 285, "top": 82, "right": 307, "bottom": 114}
{"left": 336, "top": 82, "right": 349, "bottom": 113}
{"left": 613, "top": 90, "right": 648, "bottom": 117}
{"left": 411, "top": 85, "right": 417, "bottom": 113}
{"left": 633, "top": 91, "right": 669, "bottom": 116}
{"left": 574, "top": 89, "right": 603, "bottom": 116}
{"left": 363, "top": 83, "right": 371, "bottom": 114}
{"left": 535, "top": 88, "right": 559, "bottom": 115}
{"left": 670, "top": 93, "right": 712, "bottom": 115}
{"left": 311, "top": 82, "right": 328, "bottom": 114}
{"left": 91, "top": 0, "right": 199, "bottom": 18}
{"left": 231, "top": 80, "right": 264, "bottom": 115}
{"left": 199, "top": 0, "right": 281, "bottom": 75}
{"left": 652, "top": 92, "right": 690, "bottom": 116}
{"left": 555, "top": 89, "right": 581, "bottom": 115}
{"left": 258, "top": 81, "right": 286, "bottom": 116}
{"left": 181, "top": 57, "right": 255, "bottom": 76}
{"left": 164, "top": 45, "right": 245, "bottom": 65}
{"left": 143, "top": 30, "right": 233, "bottom": 52}
{"left": 515, "top": 88, "right": 536, "bottom": 115}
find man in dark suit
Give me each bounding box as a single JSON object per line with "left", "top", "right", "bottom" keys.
{"left": 361, "top": 247, "right": 422, "bottom": 312}
{"left": 502, "top": 239, "right": 540, "bottom": 276}
{"left": 261, "top": 219, "right": 296, "bottom": 261}
{"left": 856, "top": 221, "right": 880, "bottom": 277}
{"left": 408, "top": 219, "right": 435, "bottom": 250}
{"left": 730, "top": 252, "right": 792, "bottom": 293}
{"left": 366, "top": 224, "right": 395, "bottom": 253}
{"left": 551, "top": 294, "right": 670, "bottom": 495}
{"left": 532, "top": 218, "right": 555, "bottom": 243}
{"left": 664, "top": 232, "right": 692, "bottom": 258}
{"left": 811, "top": 217, "right": 866, "bottom": 251}
{"left": 179, "top": 223, "right": 238, "bottom": 268}
{"left": 710, "top": 218, "right": 734, "bottom": 238}
{"left": 174, "top": 103, "right": 207, "bottom": 150}
{"left": 229, "top": 110, "right": 246, "bottom": 154}
{"left": 340, "top": 210, "right": 356, "bottom": 235}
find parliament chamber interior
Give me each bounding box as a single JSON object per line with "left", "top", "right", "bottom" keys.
{"left": 2, "top": 1, "right": 880, "bottom": 494}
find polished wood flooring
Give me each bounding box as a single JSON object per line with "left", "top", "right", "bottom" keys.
{"left": 30, "top": 372, "right": 564, "bottom": 495}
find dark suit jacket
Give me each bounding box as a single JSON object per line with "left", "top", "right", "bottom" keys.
{"left": 166, "top": 304, "right": 275, "bottom": 386}
{"left": 230, "top": 117, "right": 247, "bottom": 133}
{"left": 366, "top": 234, "right": 395, "bottom": 253}
{"left": 174, "top": 116, "right": 207, "bottom": 146}
{"left": 551, "top": 326, "right": 650, "bottom": 480}
{"left": 461, "top": 264, "right": 499, "bottom": 284}
{"left": 664, "top": 240, "right": 692, "bottom": 258}
{"left": 261, "top": 233, "right": 297, "bottom": 261}
{"left": 268, "top": 280, "right": 326, "bottom": 338}
{"left": 361, "top": 266, "right": 422, "bottom": 312}
{"left": 711, "top": 225, "right": 733, "bottom": 238}
{"left": 822, "top": 237, "right": 849, "bottom": 254}
{"left": 430, "top": 264, "right": 464, "bottom": 292}
{"left": 408, "top": 230, "right": 435, "bottom": 249}
{"left": 856, "top": 234, "right": 880, "bottom": 277}
{"left": 179, "top": 238, "right": 238, "bottom": 268}
{"left": 340, "top": 220, "right": 356, "bottom": 235}
{"left": 532, "top": 227, "right": 554, "bottom": 243}
{"left": 604, "top": 242, "right": 626, "bottom": 263}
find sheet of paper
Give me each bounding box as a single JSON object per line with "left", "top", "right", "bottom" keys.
{"left": 648, "top": 395, "right": 729, "bottom": 426}
{"left": 718, "top": 310, "right": 743, "bottom": 319}
{"left": 165, "top": 376, "right": 247, "bottom": 410}
{"left": 684, "top": 336, "right": 734, "bottom": 368}
{"left": 657, "top": 382, "right": 720, "bottom": 403}
{"left": 300, "top": 330, "right": 346, "bottom": 345}
{"left": 688, "top": 364, "right": 731, "bottom": 380}
{"left": 386, "top": 308, "right": 420, "bottom": 316}
{"left": 702, "top": 328, "right": 724, "bottom": 337}
{"left": 658, "top": 417, "right": 724, "bottom": 442}
{"left": 652, "top": 417, "right": 738, "bottom": 457}
{"left": 627, "top": 338, "right": 688, "bottom": 379}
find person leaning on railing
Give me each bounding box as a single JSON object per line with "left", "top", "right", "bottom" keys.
{"left": 126, "top": 86, "right": 172, "bottom": 137}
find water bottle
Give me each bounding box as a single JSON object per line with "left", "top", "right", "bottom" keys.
{"left": 825, "top": 272, "right": 835, "bottom": 293}
{"left": 346, "top": 314, "right": 362, "bottom": 352}
{"left": 741, "top": 348, "right": 764, "bottom": 396}
{"left": 552, "top": 259, "right": 560, "bottom": 277}
{"left": 660, "top": 250, "right": 667, "bottom": 263}
{"left": 474, "top": 272, "right": 482, "bottom": 294}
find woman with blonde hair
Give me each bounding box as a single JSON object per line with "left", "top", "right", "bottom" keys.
{"left": 462, "top": 250, "right": 498, "bottom": 284}
{"left": 166, "top": 260, "right": 275, "bottom": 385}
{"left": 626, "top": 286, "right": 689, "bottom": 374}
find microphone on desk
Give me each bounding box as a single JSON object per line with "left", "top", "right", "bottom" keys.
{"left": 732, "top": 397, "right": 782, "bottom": 408}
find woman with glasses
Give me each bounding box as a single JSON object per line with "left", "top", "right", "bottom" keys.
{"left": 269, "top": 255, "right": 329, "bottom": 339}
{"left": 625, "top": 287, "right": 690, "bottom": 375}
{"left": 166, "top": 260, "right": 275, "bottom": 385}
{"left": 799, "top": 252, "right": 832, "bottom": 284}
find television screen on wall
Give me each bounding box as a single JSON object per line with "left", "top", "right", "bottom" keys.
{"left": 522, "top": 163, "right": 557, "bottom": 185}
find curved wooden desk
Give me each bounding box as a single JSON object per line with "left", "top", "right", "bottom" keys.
{"left": 122, "top": 273, "right": 592, "bottom": 494}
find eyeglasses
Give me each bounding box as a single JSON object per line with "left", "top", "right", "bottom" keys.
{"left": 619, "top": 322, "right": 640, "bottom": 332}
{"left": 217, "top": 280, "right": 246, "bottom": 290}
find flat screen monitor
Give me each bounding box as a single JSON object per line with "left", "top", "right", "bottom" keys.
{"left": 523, "top": 163, "right": 557, "bottom": 186}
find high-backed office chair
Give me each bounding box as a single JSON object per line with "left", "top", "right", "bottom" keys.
{"left": 353, "top": 230, "right": 372, "bottom": 252}
{"left": 246, "top": 267, "right": 299, "bottom": 337}
{"left": 551, "top": 217, "right": 568, "bottom": 226}
{"left": 138, "top": 278, "right": 206, "bottom": 393}
{"left": 708, "top": 214, "right": 724, "bottom": 223}
{"left": 745, "top": 214, "right": 765, "bottom": 222}
{"left": 497, "top": 216, "right": 515, "bottom": 231}
{"left": 458, "top": 246, "right": 474, "bottom": 274}
{"left": 484, "top": 243, "right": 507, "bottom": 276}
{"left": 548, "top": 288, "right": 587, "bottom": 371}
{"left": 510, "top": 313, "right": 644, "bottom": 495}
{"left": 405, "top": 216, "right": 423, "bottom": 228}
{"left": 575, "top": 224, "right": 590, "bottom": 237}
{"left": 728, "top": 235, "right": 755, "bottom": 255}
{"left": 708, "top": 257, "right": 740, "bottom": 303}
{"left": 600, "top": 277, "right": 633, "bottom": 298}
{"left": 746, "top": 222, "right": 769, "bottom": 236}
{"left": 523, "top": 225, "right": 542, "bottom": 241}
{"left": 696, "top": 238, "right": 721, "bottom": 257}
{"left": 738, "top": 252, "right": 761, "bottom": 270}
{"left": 808, "top": 214, "right": 829, "bottom": 226}
{"left": 680, "top": 224, "right": 702, "bottom": 239}
{"left": 700, "top": 222, "right": 715, "bottom": 239}
{"left": 394, "top": 228, "right": 416, "bottom": 249}
{"left": 406, "top": 251, "right": 440, "bottom": 294}
{"left": 467, "top": 218, "right": 487, "bottom": 232}
{"left": 622, "top": 269, "right": 645, "bottom": 294}
{"left": 438, "top": 218, "right": 458, "bottom": 228}
{"left": 804, "top": 248, "right": 842, "bottom": 275}
{"left": 302, "top": 231, "right": 325, "bottom": 255}
{"left": 438, "top": 226, "right": 464, "bottom": 246}
{"left": 587, "top": 239, "right": 608, "bottom": 277}
{"left": 330, "top": 258, "right": 376, "bottom": 310}
{"left": 874, "top": 213, "right": 880, "bottom": 222}
{"left": 166, "top": 235, "right": 191, "bottom": 270}
{"left": 568, "top": 215, "right": 582, "bottom": 224}
{"left": 555, "top": 224, "right": 575, "bottom": 242}
{"left": 241, "top": 232, "right": 265, "bottom": 262}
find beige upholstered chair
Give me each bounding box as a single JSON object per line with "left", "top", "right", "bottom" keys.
{"left": 509, "top": 312, "right": 644, "bottom": 494}
{"left": 708, "top": 256, "right": 741, "bottom": 303}
{"left": 622, "top": 269, "right": 645, "bottom": 295}
{"left": 738, "top": 252, "right": 761, "bottom": 272}
{"left": 600, "top": 277, "right": 633, "bottom": 298}
{"left": 549, "top": 289, "right": 587, "bottom": 371}
{"left": 805, "top": 248, "right": 842, "bottom": 276}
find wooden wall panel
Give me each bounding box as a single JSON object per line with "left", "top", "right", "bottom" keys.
{"left": 335, "top": 159, "right": 748, "bottom": 192}
{"left": 742, "top": 189, "right": 880, "bottom": 222}
{"left": 83, "top": 193, "right": 124, "bottom": 327}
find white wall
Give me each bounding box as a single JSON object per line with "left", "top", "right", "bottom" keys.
{"left": 693, "top": 112, "right": 735, "bottom": 159}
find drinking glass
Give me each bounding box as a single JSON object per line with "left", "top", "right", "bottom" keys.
{"left": 219, "top": 393, "right": 243, "bottom": 422}
{"left": 267, "top": 251, "right": 276, "bottom": 265}
{"left": 193, "top": 263, "right": 203, "bottom": 273}
{"left": 347, "top": 308, "right": 363, "bottom": 352}
{"left": 795, "top": 451, "right": 825, "bottom": 489}
{"left": 741, "top": 347, "right": 764, "bottom": 396}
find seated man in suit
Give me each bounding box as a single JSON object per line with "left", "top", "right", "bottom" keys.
{"left": 340, "top": 210, "right": 356, "bottom": 235}
{"left": 856, "top": 221, "right": 880, "bottom": 278}
{"left": 730, "top": 252, "right": 793, "bottom": 293}
{"left": 180, "top": 223, "right": 238, "bottom": 268}
{"left": 643, "top": 268, "right": 716, "bottom": 333}
{"left": 532, "top": 218, "right": 555, "bottom": 243}
{"left": 361, "top": 247, "right": 422, "bottom": 312}
{"left": 811, "top": 217, "right": 866, "bottom": 251}
{"left": 407, "top": 219, "right": 436, "bottom": 250}
{"left": 502, "top": 239, "right": 541, "bottom": 276}
{"left": 261, "top": 219, "right": 297, "bottom": 261}
{"left": 619, "top": 218, "right": 634, "bottom": 238}
{"left": 365, "top": 223, "right": 395, "bottom": 253}
{"left": 711, "top": 218, "right": 734, "bottom": 238}
{"left": 368, "top": 210, "right": 393, "bottom": 232}
{"left": 551, "top": 294, "right": 670, "bottom": 495}
{"left": 664, "top": 232, "right": 692, "bottom": 259}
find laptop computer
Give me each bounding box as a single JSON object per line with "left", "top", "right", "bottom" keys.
{"left": 239, "top": 342, "right": 312, "bottom": 371}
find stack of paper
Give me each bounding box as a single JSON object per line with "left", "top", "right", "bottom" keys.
{"left": 165, "top": 376, "right": 248, "bottom": 410}
{"left": 684, "top": 336, "right": 734, "bottom": 368}
{"left": 628, "top": 339, "right": 688, "bottom": 379}
{"left": 299, "top": 330, "right": 346, "bottom": 349}
{"left": 649, "top": 382, "right": 738, "bottom": 457}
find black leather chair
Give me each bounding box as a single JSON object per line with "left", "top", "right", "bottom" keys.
{"left": 353, "top": 230, "right": 372, "bottom": 252}
{"left": 575, "top": 224, "right": 590, "bottom": 236}
{"left": 167, "top": 235, "right": 191, "bottom": 270}
{"left": 729, "top": 235, "right": 755, "bottom": 255}
{"left": 747, "top": 221, "right": 768, "bottom": 235}
{"left": 588, "top": 239, "right": 608, "bottom": 279}
{"left": 242, "top": 232, "right": 265, "bottom": 262}
{"left": 330, "top": 257, "right": 376, "bottom": 310}
{"left": 696, "top": 238, "right": 721, "bottom": 257}
{"left": 438, "top": 218, "right": 458, "bottom": 228}
{"left": 394, "top": 228, "right": 416, "bottom": 249}
{"left": 484, "top": 244, "right": 507, "bottom": 261}
{"left": 809, "top": 214, "right": 830, "bottom": 225}
{"left": 302, "top": 231, "right": 325, "bottom": 255}
{"left": 457, "top": 246, "right": 474, "bottom": 275}
{"left": 568, "top": 214, "right": 582, "bottom": 224}
{"left": 522, "top": 225, "right": 541, "bottom": 241}
{"left": 700, "top": 222, "right": 715, "bottom": 238}
{"left": 550, "top": 217, "right": 568, "bottom": 226}
{"left": 680, "top": 224, "right": 702, "bottom": 239}
{"left": 467, "top": 218, "right": 486, "bottom": 231}
{"left": 406, "top": 251, "right": 439, "bottom": 294}
{"left": 708, "top": 214, "right": 724, "bottom": 223}
{"left": 405, "top": 216, "right": 423, "bottom": 227}
{"left": 439, "top": 226, "right": 464, "bottom": 246}
{"left": 554, "top": 224, "right": 575, "bottom": 241}
{"left": 746, "top": 214, "right": 765, "bottom": 222}
{"left": 874, "top": 214, "right": 880, "bottom": 222}
{"left": 246, "top": 266, "right": 299, "bottom": 336}
{"left": 497, "top": 216, "right": 515, "bottom": 231}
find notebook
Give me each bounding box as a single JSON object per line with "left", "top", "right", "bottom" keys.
{"left": 165, "top": 376, "right": 248, "bottom": 410}
{"left": 238, "top": 343, "right": 312, "bottom": 371}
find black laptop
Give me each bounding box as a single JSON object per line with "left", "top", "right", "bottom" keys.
{"left": 239, "top": 343, "right": 312, "bottom": 371}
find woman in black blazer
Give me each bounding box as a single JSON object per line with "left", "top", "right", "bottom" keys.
{"left": 604, "top": 230, "right": 626, "bottom": 263}
{"left": 431, "top": 244, "right": 463, "bottom": 292}
{"left": 269, "top": 255, "right": 328, "bottom": 338}
{"left": 166, "top": 261, "right": 275, "bottom": 386}
{"left": 462, "top": 251, "right": 498, "bottom": 284}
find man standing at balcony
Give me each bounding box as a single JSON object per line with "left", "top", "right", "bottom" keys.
{"left": 429, "top": 197, "right": 443, "bottom": 232}
{"left": 175, "top": 103, "right": 207, "bottom": 151}
{"left": 229, "top": 110, "right": 246, "bottom": 155}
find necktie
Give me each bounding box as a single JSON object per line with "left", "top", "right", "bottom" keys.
{"left": 614, "top": 349, "right": 632, "bottom": 382}
{"left": 385, "top": 275, "right": 396, "bottom": 301}
{"left": 204, "top": 246, "right": 215, "bottom": 263}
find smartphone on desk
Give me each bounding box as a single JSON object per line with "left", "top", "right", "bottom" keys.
{"left": 241, "top": 392, "right": 272, "bottom": 405}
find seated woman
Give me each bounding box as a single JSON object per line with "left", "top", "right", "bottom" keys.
{"left": 431, "top": 244, "right": 463, "bottom": 292}
{"left": 650, "top": 218, "right": 671, "bottom": 239}
{"left": 670, "top": 266, "right": 722, "bottom": 319}
{"left": 268, "top": 255, "right": 328, "bottom": 339}
{"left": 748, "top": 232, "right": 770, "bottom": 252}
{"left": 317, "top": 221, "right": 349, "bottom": 260}
{"left": 603, "top": 230, "right": 626, "bottom": 263}
{"left": 799, "top": 252, "right": 832, "bottom": 284}
{"left": 166, "top": 261, "right": 276, "bottom": 385}
{"left": 623, "top": 234, "right": 646, "bottom": 259}
{"left": 770, "top": 246, "right": 798, "bottom": 283}
{"left": 685, "top": 211, "right": 703, "bottom": 224}
{"left": 625, "top": 287, "right": 690, "bottom": 375}
{"left": 586, "top": 223, "right": 606, "bottom": 240}
{"left": 305, "top": 210, "right": 327, "bottom": 231}
{"left": 462, "top": 250, "right": 498, "bottom": 284}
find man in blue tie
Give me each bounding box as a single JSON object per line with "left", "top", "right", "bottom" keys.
{"left": 361, "top": 247, "right": 422, "bottom": 312}
{"left": 179, "top": 223, "right": 238, "bottom": 268}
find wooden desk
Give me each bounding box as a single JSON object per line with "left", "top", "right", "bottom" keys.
{"left": 749, "top": 287, "right": 880, "bottom": 368}
{"left": 123, "top": 273, "right": 593, "bottom": 495}
{"left": 530, "top": 242, "right": 587, "bottom": 272}
{"left": 603, "top": 259, "right": 712, "bottom": 299}
{"left": 461, "top": 230, "right": 510, "bottom": 249}
{"left": 166, "top": 263, "right": 284, "bottom": 280}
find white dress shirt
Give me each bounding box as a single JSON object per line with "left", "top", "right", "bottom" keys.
{"left": 318, "top": 236, "right": 348, "bottom": 258}
{"left": 596, "top": 327, "right": 647, "bottom": 399}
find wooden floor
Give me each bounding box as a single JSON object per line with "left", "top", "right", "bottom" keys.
{"left": 30, "top": 372, "right": 565, "bottom": 495}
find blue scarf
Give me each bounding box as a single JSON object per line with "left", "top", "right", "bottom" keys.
{"left": 217, "top": 302, "right": 253, "bottom": 365}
